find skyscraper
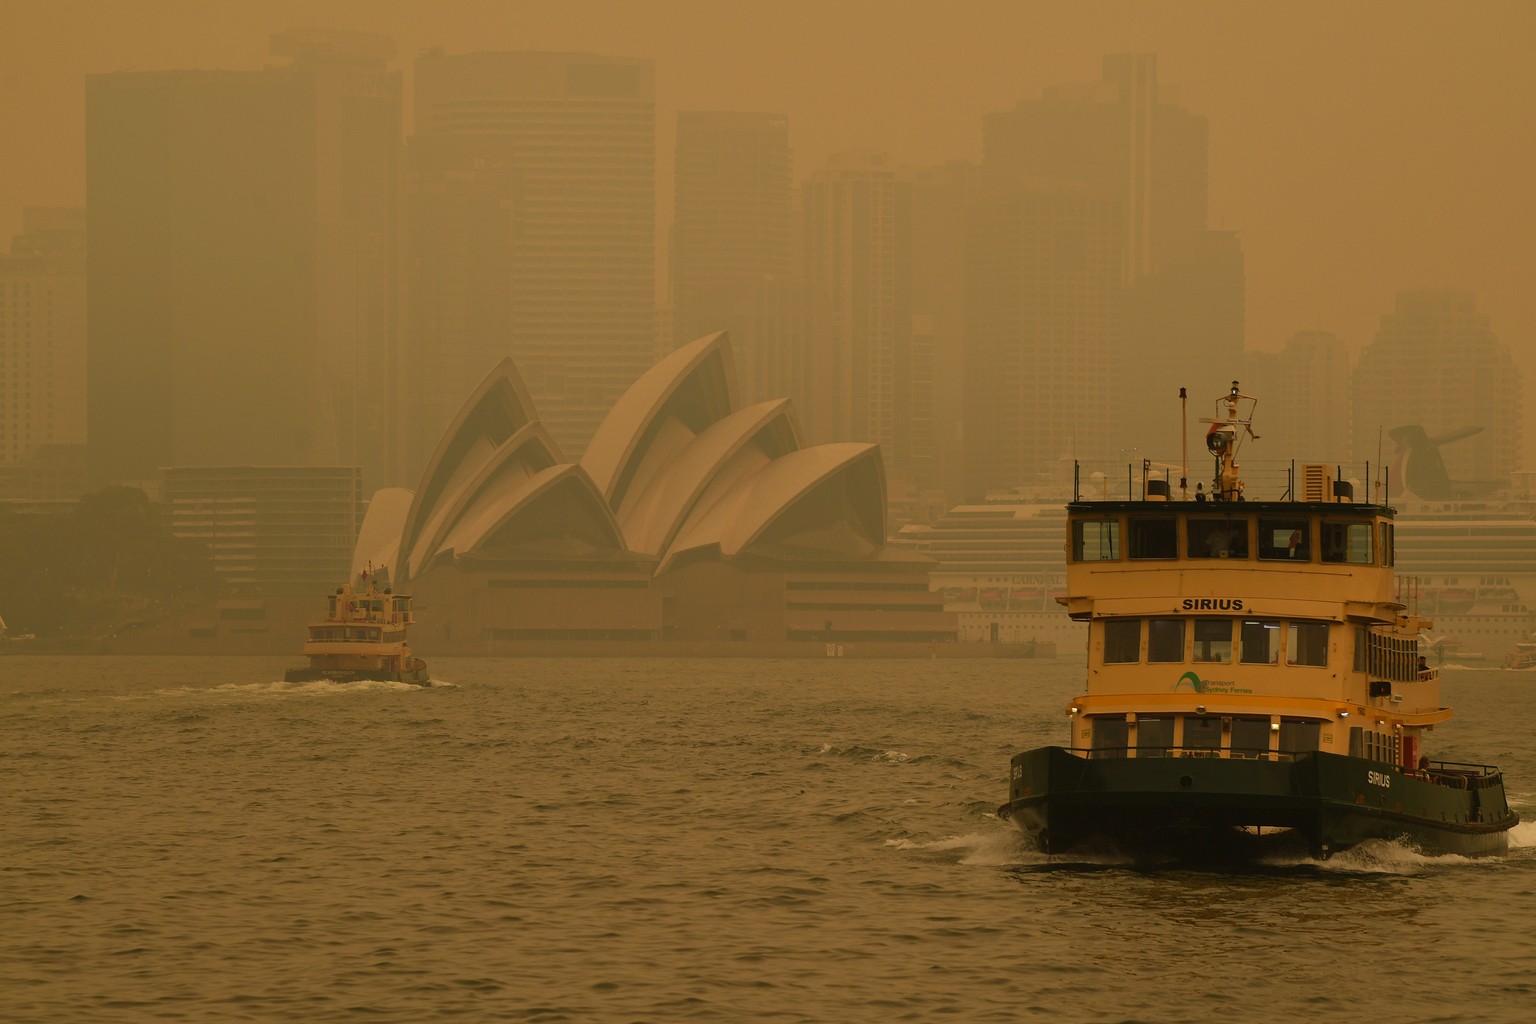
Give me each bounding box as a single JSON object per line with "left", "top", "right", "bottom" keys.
{"left": 85, "top": 30, "right": 402, "bottom": 490}
{"left": 963, "top": 183, "right": 1124, "bottom": 498}
{"left": 1354, "top": 289, "right": 1522, "bottom": 490}
{"left": 1242, "top": 330, "right": 1352, "bottom": 468}
{"left": 985, "top": 53, "right": 1208, "bottom": 283}
{"left": 979, "top": 54, "right": 1241, "bottom": 472}
{"left": 911, "top": 160, "right": 982, "bottom": 503}
{"left": 0, "top": 208, "right": 86, "bottom": 468}
{"left": 801, "top": 153, "right": 913, "bottom": 480}
{"left": 410, "top": 50, "right": 656, "bottom": 461}
{"left": 671, "top": 111, "right": 794, "bottom": 405}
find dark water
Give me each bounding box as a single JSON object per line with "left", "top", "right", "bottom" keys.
{"left": 3, "top": 655, "right": 1534, "bottom": 1023}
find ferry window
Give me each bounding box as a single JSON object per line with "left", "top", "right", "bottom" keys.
{"left": 1258, "top": 518, "right": 1309, "bottom": 560}
{"left": 1103, "top": 619, "right": 1141, "bottom": 663}
{"left": 1128, "top": 517, "right": 1178, "bottom": 559}
{"left": 1231, "top": 717, "right": 1272, "bottom": 758}
{"left": 1240, "top": 619, "right": 1281, "bottom": 664}
{"left": 1321, "top": 520, "right": 1373, "bottom": 564}
{"left": 1354, "top": 625, "right": 1369, "bottom": 672}
{"left": 1183, "top": 715, "right": 1221, "bottom": 752}
{"left": 1287, "top": 621, "right": 1329, "bottom": 666}
{"left": 1136, "top": 716, "right": 1174, "bottom": 756}
{"left": 1278, "top": 718, "right": 1321, "bottom": 755}
{"left": 1091, "top": 717, "right": 1128, "bottom": 758}
{"left": 1380, "top": 523, "right": 1395, "bottom": 567}
{"left": 1188, "top": 517, "right": 1248, "bottom": 559}
{"left": 1073, "top": 519, "right": 1120, "bottom": 561}
{"left": 1193, "top": 619, "right": 1233, "bottom": 663}
{"left": 1148, "top": 618, "right": 1185, "bottom": 662}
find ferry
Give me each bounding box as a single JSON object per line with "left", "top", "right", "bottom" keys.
{"left": 284, "top": 566, "right": 431, "bottom": 685}
{"left": 997, "top": 382, "right": 1519, "bottom": 860}
{"left": 1506, "top": 635, "right": 1536, "bottom": 671}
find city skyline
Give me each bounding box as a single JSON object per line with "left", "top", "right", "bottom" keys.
{"left": 1, "top": 1, "right": 1532, "bottom": 474}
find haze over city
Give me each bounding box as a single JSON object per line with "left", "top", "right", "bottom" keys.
{"left": 1, "top": 0, "right": 1532, "bottom": 513}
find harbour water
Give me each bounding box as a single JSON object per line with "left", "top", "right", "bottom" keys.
{"left": 4, "top": 655, "right": 1534, "bottom": 1023}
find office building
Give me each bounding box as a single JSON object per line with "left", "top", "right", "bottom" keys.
{"left": 800, "top": 153, "right": 913, "bottom": 482}
{"left": 963, "top": 183, "right": 1124, "bottom": 498}
{"left": 85, "top": 30, "right": 402, "bottom": 491}
{"left": 410, "top": 50, "right": 656, "bottom": 462}
{"left": 671, "top": 111, "right": 794, "bottom": 406}
{"left": 0, "top": 208, "right": 86, "bottom": 476}
{"left": 1354, "top": 289, "right": 1522, "bottom": 490}
{"left": 1242, "top": 331, "right": 1353, "bottom": 471}
{"left": 161, "top": 465, "right": 362, "bottom": 595}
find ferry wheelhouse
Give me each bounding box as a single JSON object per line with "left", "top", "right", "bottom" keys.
{"left": 284, "top": 566, "right": 431, "bottom": 685}
{"left": 998, "top": 383, "right": 1518, "bottom": 859}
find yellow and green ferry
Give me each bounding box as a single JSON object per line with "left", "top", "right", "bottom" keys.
{"left": 998, "top": 382, "right": 1519, "bottom": 859}
{"left": 284, "top": 566, "right": 431, "bottom": 686}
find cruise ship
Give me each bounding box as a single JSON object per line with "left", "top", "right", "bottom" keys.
{"left": 1390, "top": 501, "right": 1536, "bottom": 664}
{"left": 892, "top": 500, "right": 1083, "bottom": 651}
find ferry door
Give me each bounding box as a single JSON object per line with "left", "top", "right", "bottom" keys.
{"left": 1402, "top": 734, "right": 1418, "bottom": 770}
{"left": 990, "top": 621, "right": 1000, "bottom": 644}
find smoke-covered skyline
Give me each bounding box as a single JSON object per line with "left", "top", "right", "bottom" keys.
{"left": 4, "top": 0, "right": 1533, "bottom": 460}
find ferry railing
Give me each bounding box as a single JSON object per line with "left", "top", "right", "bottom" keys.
{"left": 1065, "top": 745, "right": 1303, "bottom": 763}
{"left": 1072, "top": 459, "right": 1386, "bottom": 504}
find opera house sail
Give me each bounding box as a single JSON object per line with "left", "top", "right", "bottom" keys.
{"left": 358, "top": 333, "right": 956, "bottom": 652}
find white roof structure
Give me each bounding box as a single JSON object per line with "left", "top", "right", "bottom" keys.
{"left": 375, "top": 333, "right": 898, "bottom": 584}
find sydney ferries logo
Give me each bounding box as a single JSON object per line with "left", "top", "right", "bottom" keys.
{"left": 1173, "top": 671, "right": 1253, "bottom": 696}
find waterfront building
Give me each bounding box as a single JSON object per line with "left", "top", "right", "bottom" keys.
{"left": 357, "top": 332, "right": 953, "bottom": 649}
{"left": 160, "top": 465, "right": 362, "bottom": 596}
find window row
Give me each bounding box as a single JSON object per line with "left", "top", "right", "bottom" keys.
{"left": 1073, "top": 516, "right": 1393, "bottom": 567}
{"left": 1102, "top": 617, "right": 1330, "bottom": 667}
{"left": 1088, "top": 714, "right": 1321, "bottom": 758}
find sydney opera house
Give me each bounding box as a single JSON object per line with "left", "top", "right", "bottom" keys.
{"left": 355, "top": 333, "right": 956, "bottom": 652}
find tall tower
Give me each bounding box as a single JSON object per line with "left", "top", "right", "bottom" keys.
{"left": 671, "top": 111, "right": 793, "bottom": 404}
{"left": 1242, "top": 330, "right": 1352, "bottom": 467}
{"left": 410, "top": 50, "right": 656, "bottom": 461}
{"left": 0, "top": 209, "right": 86, "bottom": 469}
{"left": 801, "top": 154, "right": 913, "bottom": 480}
{"left": 85, "top": 31, "right": 402, "bottom": 490}
{"left": 1354, "top": 289, "right": 1522, "bottom": 492}
{"left": 963, "top": 183, "right": 1124, "bottom": 498}
{"left": 911, "top": 160, "right": 982, "bottom": 503}
{"left": 981, "top": 54, "right": 1239, "bottom": 467}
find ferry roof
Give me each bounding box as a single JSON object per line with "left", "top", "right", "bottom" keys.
{"left": 1066, "top": 499, "right": 1396, "bottom": 517}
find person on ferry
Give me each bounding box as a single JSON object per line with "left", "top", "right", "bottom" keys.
{"left": 1418, "top": 656, "right": 1431, "bottom": 679}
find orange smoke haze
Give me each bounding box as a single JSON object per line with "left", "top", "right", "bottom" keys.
{"left": 4, "top": 0, "right": 1532, "bottom": 462}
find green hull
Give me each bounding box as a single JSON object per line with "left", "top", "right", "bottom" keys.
{"left": 999, "top": 747, "right": 1518, "bottom": 860}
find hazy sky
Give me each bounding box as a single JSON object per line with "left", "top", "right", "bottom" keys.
{"left": 4, "top": 0, "right": 1532, "bottom": 453}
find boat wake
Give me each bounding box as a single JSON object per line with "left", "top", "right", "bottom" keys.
{"left": 893, "top": 824, "right": 1534, "bottom": 876}
{"left": 152, "top": 679, "right": 434, "bottom": 699}
{"left": 886, "top": 829, "right": 1037, "bottom": 867}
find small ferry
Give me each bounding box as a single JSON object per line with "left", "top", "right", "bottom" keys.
{"left": 998, "top": 382, "right": 1519, "bottom": 860}
{"left": 1506, "top": 635, "right": 1536, "bottom": 670}
{"left": 284, "top": 566, "right": 431, "bottom": 685}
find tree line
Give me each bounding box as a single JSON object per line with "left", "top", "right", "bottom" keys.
{"left": 0, "top": 486, "right": 217, "bottom": 637}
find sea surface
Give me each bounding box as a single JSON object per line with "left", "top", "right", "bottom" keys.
{"left": 3, "top": 655, "right": 1534, "bottom": 1024}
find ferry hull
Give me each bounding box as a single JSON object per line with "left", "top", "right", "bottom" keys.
{"left": 999, "top": 746, "right": 1517, "bottom": 860}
